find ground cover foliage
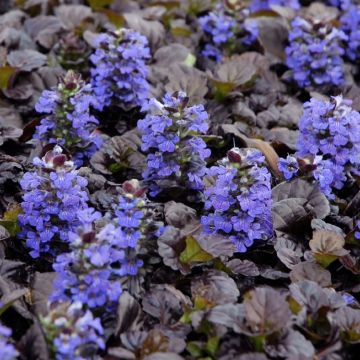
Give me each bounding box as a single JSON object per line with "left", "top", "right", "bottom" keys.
{"left": 0, "top": 0, "right": 360, "bottom": 359}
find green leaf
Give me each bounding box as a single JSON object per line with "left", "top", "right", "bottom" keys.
{"left": 88, "top": 0, "right": 113, "bottom": 9}
{"left": 0, "top": 204, "right": 22, "bottom": 236}
{"left": 184, "top": 53, "right": 196, "bottom": 67}
{"left": 206, "top": 336, "right": 219, "bottom": 356}
{"left": 212, "top": 80, "right": 236, "bottom": 101}
{"left": 179, "top": 235, "right": 213, "bottom": 264}
{"left": 108, "top": 162, "right": 129, "bottom": 173}
{"left": 97, "top": 9, "right": 125, "bottom": 27}
{"left": 250, "top": 10, "right": 281, "bottom": 18}
{"left": 288, "top": 298, "right": 302, "bottom": 315}
{"left": 187, "top": 342, "right": 203, "bottom": 357}
{"left": 309, "top": 230, "right": 349, "bottom": 268}
{"left": 171, "top": 27, "right": 193, "bottom": 37}
{"left": 0, "top": 66, "right": 17, "bottom": 90}
{"left": 313, "top": 253, "right": 338, "bottom": 268}
{"left": 194, "top": 295, "right": 210, "bottom": 310}
{"left": 179, "top": 309, "right": 192, "bottom": 324}
{"left": 250, "top": 335, "right": 266, "bottom": 352}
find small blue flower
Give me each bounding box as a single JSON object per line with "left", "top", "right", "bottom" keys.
{"left": 286, "top": 17, "right": 347, "bottom": 89}
{"left": 199, "top": 4, "right": 257, "bottom": 62}
{"left": 34, "top": 71, "right": 102, "bottom": 167}
{"left": 326, "top": 0, "right": 351, "bottom": 10}
{"left": 42, "top": 301, "right": 104, "bottom": 360}
{"left": 250, "top": 0, "right": 300, "bottom": 12}
{"left": 341, "top": 4, "right": 360, "bottom": 62}
{"left": 278, "top": 155, "right": 299, "bottom": 180}
{"left": 0, "top": 324, "right": 18, "bottom": 360}
{"left": 296, "top": 96, "right": 360, "bottom": 199}
{"left": 90, "top": 29, "right": 150, "bottom": 110}
{"left": 138, "top": 92, "right": 211, "bottom": 195}
{"left": 202, "top": 148, "right": 273, "bottom": 252}
{"left": 18, "top": 147, "right": 91, "bottom": 258}
{"left": 52, "top": 224, "right": 124, "bottom": 311}
{"left": 355, "top": 220, "right": 360, "bottom": 240}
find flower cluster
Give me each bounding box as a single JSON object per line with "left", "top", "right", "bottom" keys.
{"left": 278, "top": 155, "right": 299, "bottom": 180}
{"left": 41, "top": 301, "right": 104, "bottom": 360}
{"left": 112, "top": 179, "right": 164, "bottom": 276}
{"left": 51, "top": 180, "right": 159, "bottom": 312}
{"left": 34, "top": 71, "right": 102, "bottom": 167}
{"left": 138, "top": 91, "right": 211, "bottom": 196}
{"left": 199, "top": 8, "right": 235, "bottom": 62}
{"left": 0, "top": 324, "right": 18, "bottom": 360}
{"left": 51, "top": 217, "right": 123, "bottom": 311}
{"left": 286, "top": 17, "right": 347, "bottom": 89}
{"left": 18, "top": 146, "right": 90, "bottom": 258}
{"left": 201, "top": 148, "right": 273, "bottom": 252}
{"left": 250, "top": 0, "right": 300, "bottom": 12}
{"left": 340, "top": 5, "right": 360, "bottom": 61}
{"left": 90, "top": 29, "right": 150, "bottom": 111}
{"left": 199, "top": 5, "right": 257, "bottom": 62}
{"left": 297, "top": 96, "right": 360, "bottom": 198}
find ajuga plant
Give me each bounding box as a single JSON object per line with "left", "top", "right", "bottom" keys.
{"left": 51, "top": 179, "right": 162, "bottom": 312}
{"left": 90, "top": 28, "right": 150, "bottom": 111}
{"left": 285, "top": 17, "right": 347, "bottom": 89}
{"left": 296, "top": 96, "right": 360, "bottom": 199}
{"left": 51, "top": 209, "right": 124, "bottom": 311}
{"left": 112, "top": 179, "right": 163, "bottom": 279}
{"left": 250, "top": 0, "right": 300, "bottom": 12}
{"left": 201, "top": 148, "right": 273, "bottom": 252}
{"left": 41, "top": 301, "right": 104, "bottom": 360}
{"left": 137, "top": 91, "right": 211, "bottom": 197}
{"left": 199, "top": 2, "right": 257, "bottom": 62}
{"left": 34, "top": 70, "right": 102, "bottom": 167}
{"left": 340, "top": 4, "right": 360, "bottom": 62}
{"left": 18, "top": 146, "right": 90, "bottom": 258}
{"left": 0, "top": 324, "right": 18, "bottom": 360}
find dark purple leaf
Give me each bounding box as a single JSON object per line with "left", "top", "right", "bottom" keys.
{"left": 226, "top": 259, "right": 260, "bottom": 277}
{"left": 191, "top": 270, "right": 239, "bottom": 306}
{"left": 30, "top": 272, "right": 56, "bottom": 317}
{"left": 7, "top": 49, "right": 47, "bottom": 72}
{"left": 290, "top": 262, "right": 332, "bottom": 287}
{"left": 116, "top": 291, "right": 142, "bottom": 335}
{"left": 142, "top": 285, "right": 191, "bottom": 325}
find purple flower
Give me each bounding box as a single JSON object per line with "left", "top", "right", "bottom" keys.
{"left": 355, "top": 220, "right": 360, "bottom": 240}
{"left": 199, "top": 5, "right": 257, "bottom": 62}
{"left": 278, "top": 155, "right": 299, "bottom": 180}
{"left": 42, "top": 301, "right": 104, "bottom": 360}
{"left": 286, "top": 17, "right": 347, "bottom": 89}
{"left": 341, "top": 5, "right": 360, "bottom": 61}
{"left": 113, "top": 180, "right": 164, "bottom": 276}
{"left": 18, "top": 147, "right": 91, "bottom": 258}
{"left": 201, "top": 148, "right": 273, "bottom": 252}
{"left": 51, "top": 223, "right": 123, "bottom": 311}
{"left": 342, "top": 293, "right": 356, "bottom": 305}
{"left": 34, "top": 71, "right": 102, "bottom": 167}
{"left": 250, "top": 0, "right": 300, "bottom": 12}
{"left": 138, "top": 92, "right": 211, "bottom": 195}
{"left": 296, "top": 96, "right": 360, "bottom": 199}
{"left": 326, "top": 0, "right": 351, "bottom": 10}
{"left": 0, "top": 324, "right": 18, "bottom": 360}
{"left": 90, "top": 29, "right": 150, "bottom": 110}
